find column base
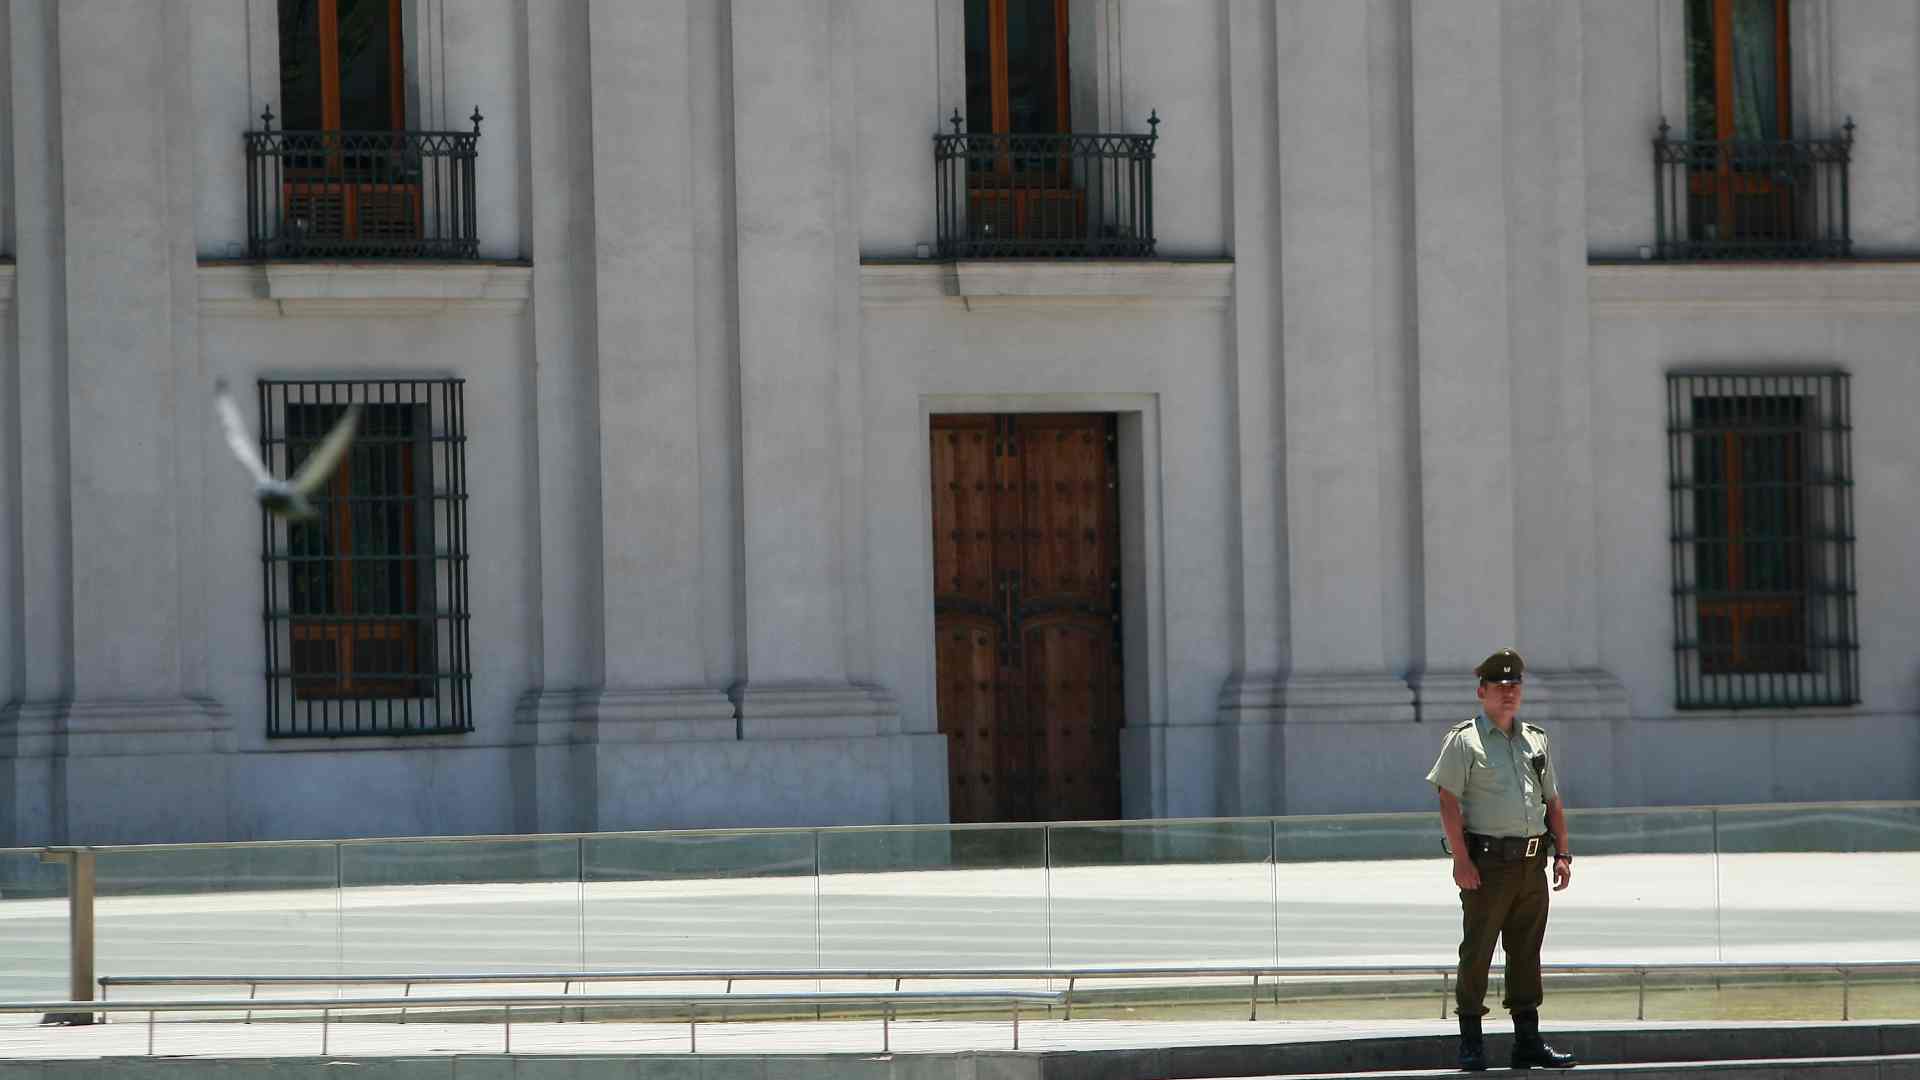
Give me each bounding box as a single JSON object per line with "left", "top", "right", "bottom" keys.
{"left": 1409, "top": 671, "right": 1485, "bottom": 726}
{"left": 1520, "top": 669, "right": 1631, "bottom": 724}
{"left": 1220, "top": 671, "right": 1417, "bottom": 724}
{"left": 512, "top": 687, "right": 738, "bottom": 744}
{"left": 1409, "top": 668, "right": 1631, "bottom": 725}
{"left": 731, "top": 682, "right": 900, "bottom": 739}
{"left": 513, "top": 683, "right": 939, "bottom": 830}
{"left": 0, "top": 697, "right": 231, "bottom": 844}
{"left": 1211, "top": 672, "right": 1418, "bottom": 815}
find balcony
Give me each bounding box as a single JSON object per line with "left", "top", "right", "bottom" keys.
{"left": 933, "top": 111, "right": 1157, "bottom": 259}
{"left": 245, "top": 107, "right": 482, "bottom": 261}
{"left": 1653, "top": 118, "right": 1854, "bottom": 261}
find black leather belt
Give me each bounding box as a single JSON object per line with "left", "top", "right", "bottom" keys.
{"left": 1466, "top": 833, "right": 1545, "bottom": 862}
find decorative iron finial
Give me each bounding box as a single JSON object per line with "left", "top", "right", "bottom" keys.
{"left": 1843, "top": 115, "right": 1856, "bottom": 142}
{"left": 950, "top": 108, "right": 964, "bottom": 135}
{"left": 261, "top": 104, "right": 275, "bottom": 131}
{"left": 1658, "top": 115, "right": 1670, "bottom": 140}
{"left": 471, "top": 106, "right": 485, "bottom": 134}
{"left": 1147, "top": 109, "right": 1160, "bottom": 137}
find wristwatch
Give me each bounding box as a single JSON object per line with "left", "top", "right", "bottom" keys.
{"left": 1553, "top": 851, "right": 1573, "bottom": 864}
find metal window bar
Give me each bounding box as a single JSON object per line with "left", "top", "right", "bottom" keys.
{"left": 259, "top": 379, "right": 472, "bottom": 737}
{"left": 933, "top": 111, "right": 1158, "bottom": 259}
{"left": 1667, "top": 372, "right": 1857, "bottom": 708}
{"left": 1652, "top": 118, "right": 1854, "bottom": 261}
{"left": 245, "top": 106, "right": 483, "bottom": 261}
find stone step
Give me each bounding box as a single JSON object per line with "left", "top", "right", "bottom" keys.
{"left": 1259, "top": 1054, "right": 1920, "bottom": 1080}
{"left": 1065, "top": 1021, "right": 1920, "bottom": 1079}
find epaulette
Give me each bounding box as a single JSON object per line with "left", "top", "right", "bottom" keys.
{"left": 1451, "top": 718, "right": 1476, "bottom": 732}
{"left": 1523, "top": 722, "right": 1546, "bottom": 736}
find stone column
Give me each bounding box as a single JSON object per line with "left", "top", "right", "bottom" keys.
{"left": 1218, "top": 0, "right": 1413, "bottom": 815}
{"left": 1214, "top": 0, "right": 1289, "bottom": 815}
{"left": 517, "top": 0, "right": 735, "bottom": 822}
{"left": 1408, "top": 0, "right": 1518, "bottom": 722}
{"left": 0, "top": 0, "right": 71, "bottom": 846}
{"left": 17, "top": 0, "right": 225, "bottom": 843}
{"left": 728, "top": 0, "right": 898, "bottom": 734}
{"left": 510, "top": 0, "right": 612, "bottom": 832}
{"left": 1500, "top": 0, "right": 1630, "bottom": 791}
{"left": 1271, "top": 0, "right": 1413, "bottom": 796}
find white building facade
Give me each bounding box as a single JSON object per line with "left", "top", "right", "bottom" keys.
{"left": 0, "top": 0, "right": 1915, "bottom": 845}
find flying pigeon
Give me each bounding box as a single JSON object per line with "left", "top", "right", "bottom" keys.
{"left": 215, "top": 379, "right": 362, "bottom": 521}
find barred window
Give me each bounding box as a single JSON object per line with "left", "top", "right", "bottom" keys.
{"left": 1667, "top": 372, "right": 1857, "bottom": 708}
{"left": 259, "top": 379, "right": 471, "bottom": 736}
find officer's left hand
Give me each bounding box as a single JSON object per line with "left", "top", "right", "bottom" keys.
{"left": 1552, "top": 855, "right": 1572, "bottom": 891}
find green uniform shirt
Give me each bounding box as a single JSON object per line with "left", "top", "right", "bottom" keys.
{"left": 1425, "top": 713, "right": 1560, "bottom": 838}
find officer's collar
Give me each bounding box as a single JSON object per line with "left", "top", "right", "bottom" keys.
{"left": 1476, "top": 712, "right": 1521, "bottom": 739}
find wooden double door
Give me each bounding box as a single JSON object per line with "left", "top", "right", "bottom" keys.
{"left": 931, "top": 414, "right": 1122, "bottom": 823}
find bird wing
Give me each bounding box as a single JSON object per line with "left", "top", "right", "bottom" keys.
{"left": 288, "top": 403, "right": 363, "bottom": 498}
{"left": 214, "top": 381, "right": 275, "bottom": 486}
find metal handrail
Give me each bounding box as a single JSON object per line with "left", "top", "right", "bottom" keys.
{"left": 18, "top": 797, "right": 1917, "bottom": 852}
{"left": 97, "top": 960, "right": 1920, "bottom": 1023}
{"left": 6, "top": 989, "right": 1061, "bottom": 1056}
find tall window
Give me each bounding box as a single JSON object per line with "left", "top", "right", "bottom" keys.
{"left": 1687, "top": 0, "right": 1789, "bottom": 144}
{"left": 960, "top": 0, "right": 1084, "bottom": 248}
{"left": 1685, "top": 0, "right": 1793, "bottom": 247}
{"left": 260, "top": 380, "right": 471, "bottom": 736}
{"left": 1667, "top": 373, "right": 1856, "bottom": 709}
{"left": 280, "top": 0, "right": 404, "bottom": 133}
{"left": 965, "top": 0, "right": 1069, "bottom": 137}
{"left": 275, "top": 0, "right": 420, "bottom": 250}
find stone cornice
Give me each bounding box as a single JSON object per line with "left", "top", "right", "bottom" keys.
{"left": 1590, "top": 262, "right": 1920, "bottom": 316}
{"left": 200, "top": 260, "right": 533, "bottom": 317}
{"left": 863, "top": 258, "right": 1234, "bottom": 309}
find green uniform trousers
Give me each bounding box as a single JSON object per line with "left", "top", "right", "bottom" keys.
{"left": 1455, "top": 847, "right": 1550, "bottom": 1017}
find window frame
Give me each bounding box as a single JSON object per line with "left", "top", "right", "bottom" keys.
{"left": 279, "top": 0, "right": 407, "bottom": 134}
{"left": 1684, "top": 0, "right": 1794, "bottom": 246}
{"left": 966, "top": 0, "right": 1071, "bottom": 137}
{"left": 1666, "top": 371, "right": 1858, "bottom": 710}
{"left": 259, "top": 378, "right": 472, "bottom": 737}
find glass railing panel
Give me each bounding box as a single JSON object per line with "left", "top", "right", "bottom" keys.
{"left": 339, "top": 838, "right": 580, "bottom": 977}
{"left": 1550, "top": 808, "right": 1719, "bottom": 965}
{"left": 583, "top": 830, "right": 816, "bottom": 981}
{"left": 818, "top": 825, "right": 1046, "bottom": 971}
{"left": 1272, "top": 812, "right": 1447, "bottom": 966}
{"left": 0, "top": 851, "right": 68, "bottom": 1016}
{"left": 1047, "top": 819, "right": 1272, "bottom": 968}
{"left": 92, "top": 844, "right": 340, "bottom": 1007}
{"left": 1713, "top": 803, "right": 1920, "bottom": 962}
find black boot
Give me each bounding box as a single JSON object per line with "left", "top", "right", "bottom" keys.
{"left": 1510, "top": 1007, "right": 1577, "bottom": 1069}
{"left": 1456, "top": 1012, "right": 1487, "bottom": 1072}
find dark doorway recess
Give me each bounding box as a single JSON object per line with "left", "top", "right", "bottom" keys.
{"left": 931, "top": 414, "right": 1123, "bottom": 824}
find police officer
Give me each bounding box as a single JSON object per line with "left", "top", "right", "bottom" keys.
{"left": 1426, "top": 649, "right": 1577, "bottom": 1071}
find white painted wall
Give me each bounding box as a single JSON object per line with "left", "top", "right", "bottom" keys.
{"left": 0, "top": 0, "right": 1916, "bottom": 843}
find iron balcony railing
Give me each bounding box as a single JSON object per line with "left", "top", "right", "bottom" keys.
{"left": 245, "top": 106, "right": 483, "bottom": 260}
{"left": 934, "top": 110, "right": 1157, "bottom": 259}
{"left": 1653, "top": 117, "right": 1854, "bottom": 260}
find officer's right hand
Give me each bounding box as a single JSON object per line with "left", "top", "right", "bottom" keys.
{"left": 1452, "top": 857, "right": 1481, "bottom": 891}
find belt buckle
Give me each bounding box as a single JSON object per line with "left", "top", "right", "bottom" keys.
{"left": 1525, "top": 837, "right": 1540, "bottom": 858}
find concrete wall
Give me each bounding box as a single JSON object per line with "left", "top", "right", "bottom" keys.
{"left": 0, "top": 0, "right": 1916, "bottom": 843}
{"left": 1589, "top": 266, "right": 1920, "bottom": 806}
